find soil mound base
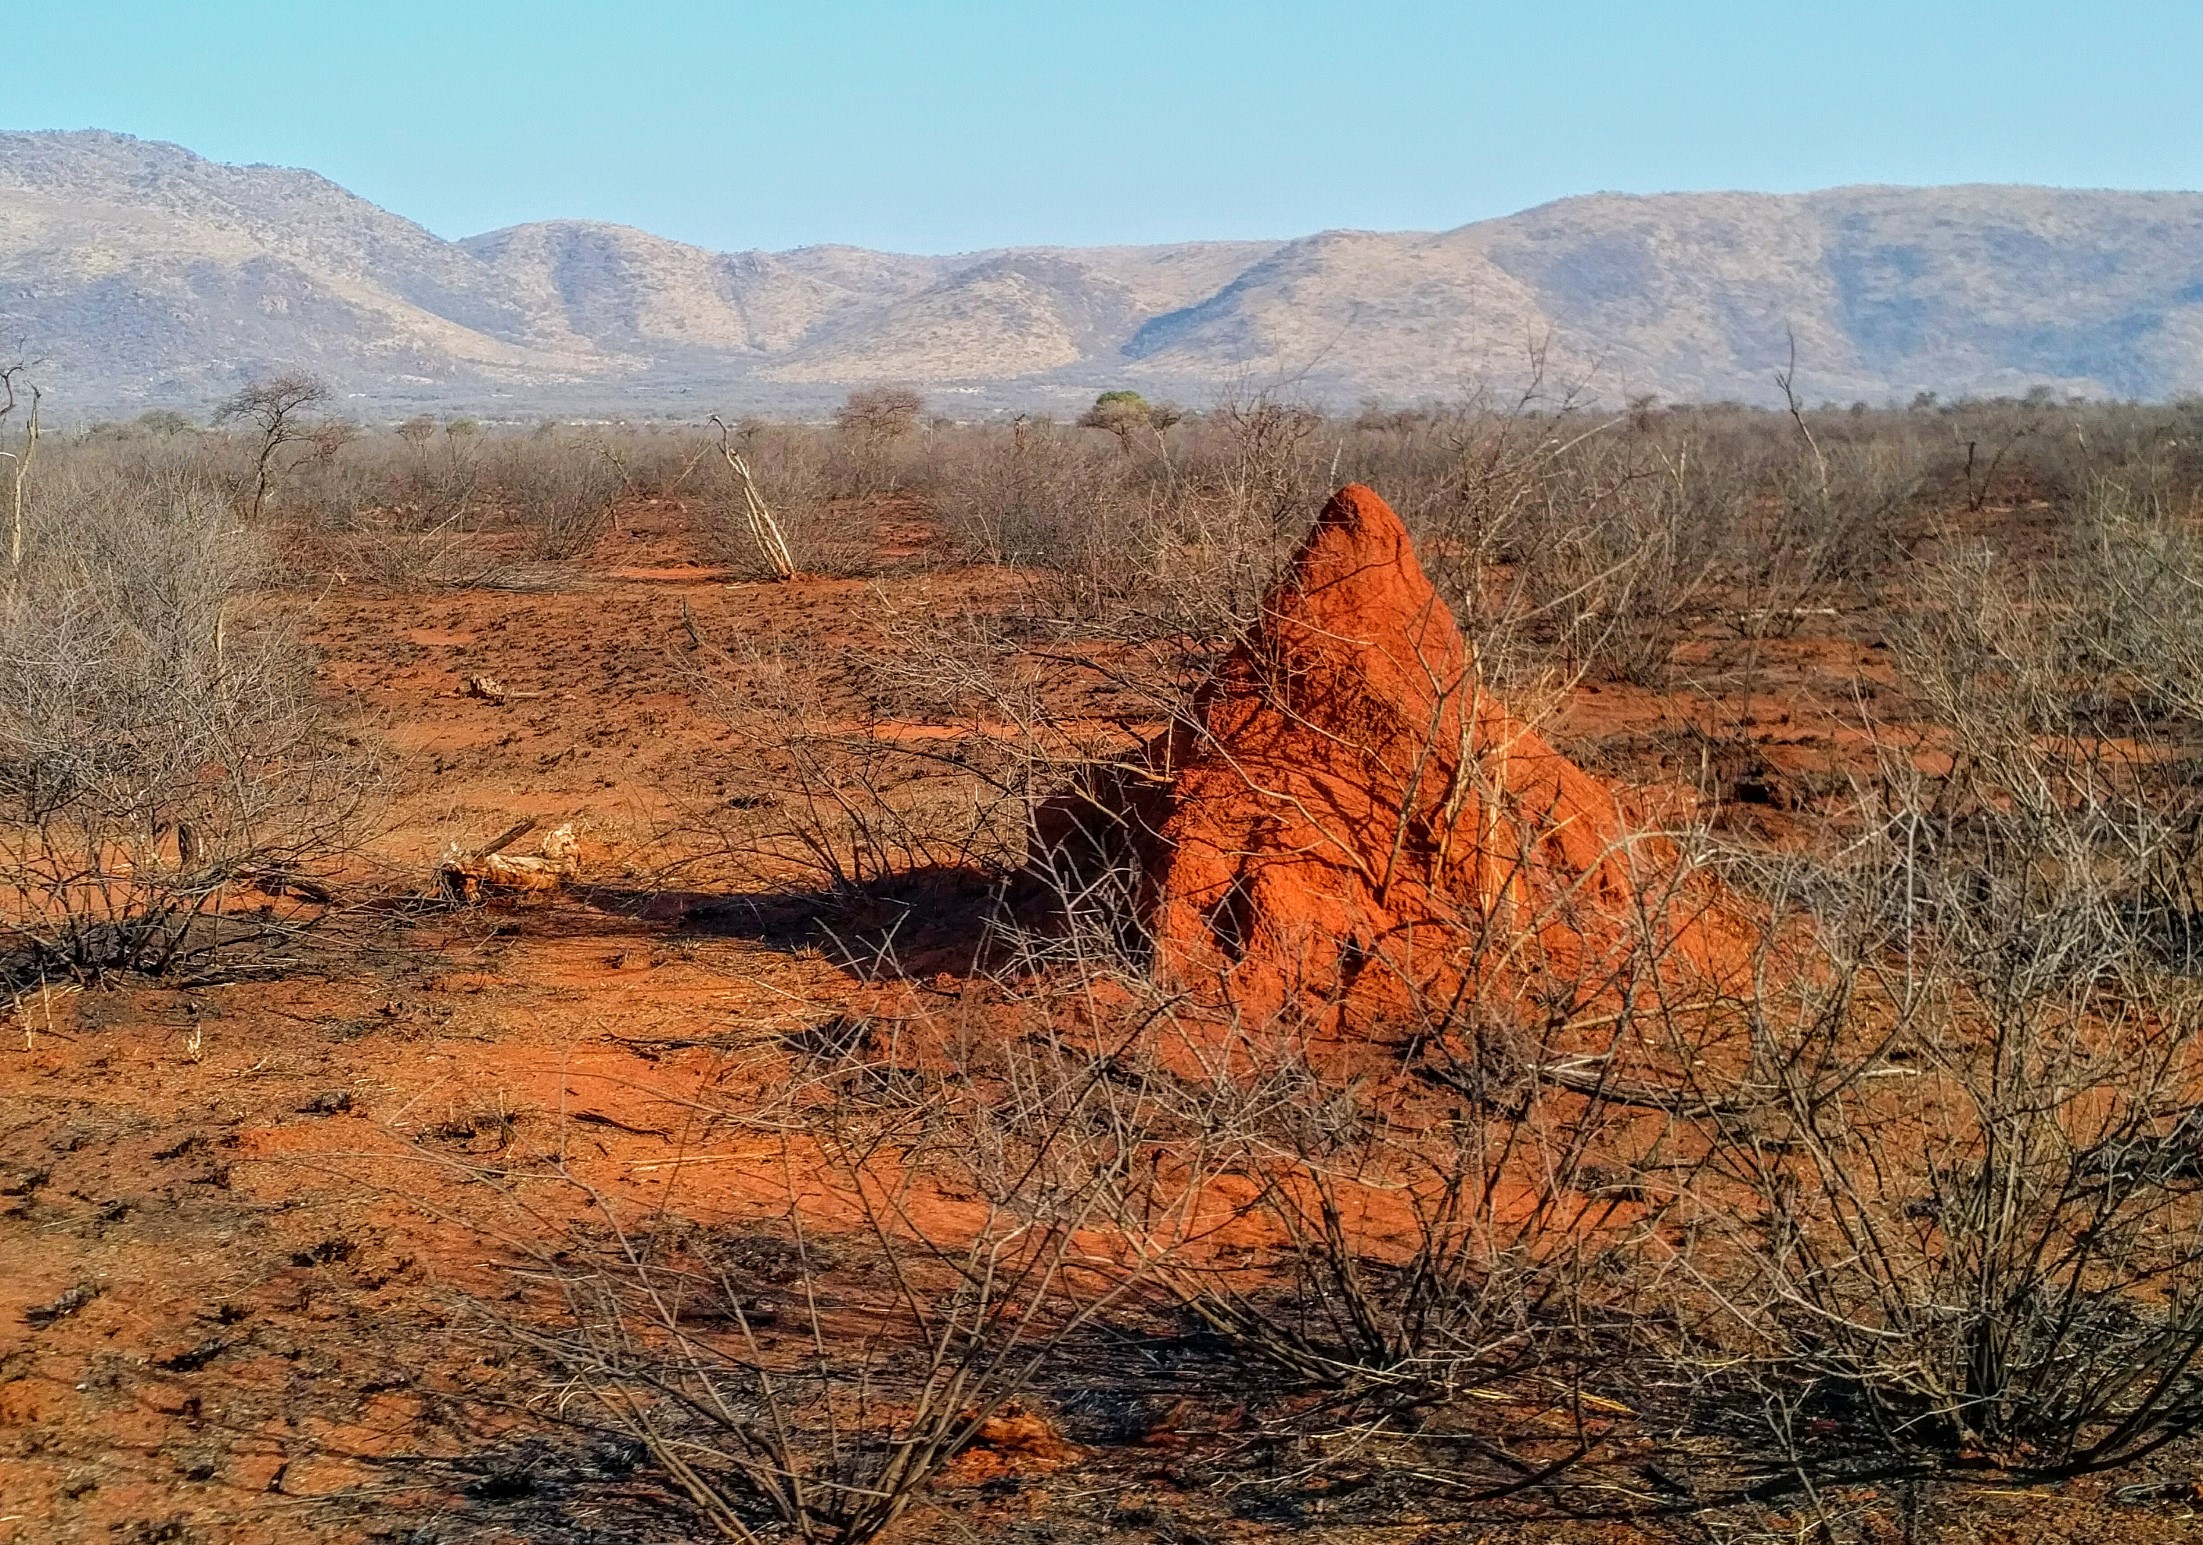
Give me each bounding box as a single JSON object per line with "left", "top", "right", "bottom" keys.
{"left": 1039, "top": 484, "right": 1739, "bottom": 1020}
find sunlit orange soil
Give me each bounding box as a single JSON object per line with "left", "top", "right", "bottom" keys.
{"left": 4, "top": 495, "right": 2196, "bottom": 1543}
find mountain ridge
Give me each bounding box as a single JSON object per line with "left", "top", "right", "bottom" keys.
{"left": 4, "top": 129, "right": 2201, "bottom": 416}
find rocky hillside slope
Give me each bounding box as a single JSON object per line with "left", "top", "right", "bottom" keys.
{"left": 5, "top": 130, "right": 2201, "bottom": 414}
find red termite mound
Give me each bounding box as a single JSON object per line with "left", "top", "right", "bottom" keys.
{"left": 1036, "top": 484, "right": 1741, "bottom": 1023}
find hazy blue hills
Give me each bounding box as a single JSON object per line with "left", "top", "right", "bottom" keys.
{"left": 4, "top": 129, "right": 2200, "bottom": 416}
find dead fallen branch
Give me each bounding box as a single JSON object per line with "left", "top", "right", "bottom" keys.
{"left": 438, "top": 821, "right": 578, "bottom": 902}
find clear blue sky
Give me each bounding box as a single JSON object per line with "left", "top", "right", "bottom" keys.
{"left": 14, "top": 1, "right": 2203, "bottom": 253}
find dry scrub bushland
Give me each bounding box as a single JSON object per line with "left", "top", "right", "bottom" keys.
{"left": 46, "top": 379, "right": 2203, "bottom": 1536}
{"left": 547, "top": 388, "right": 2203, "bottom": 1539}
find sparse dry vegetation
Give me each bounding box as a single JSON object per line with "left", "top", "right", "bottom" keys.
{"left": 24, "top": 377, "right": 2203, "bottom": 1542}
{"left": 0, "top": 392, "right": 372, "bottom": 988}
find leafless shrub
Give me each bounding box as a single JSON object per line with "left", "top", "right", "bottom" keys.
{"left": 1615, "top": 547, "right": 2203, "bottom": 1524}
{"left": 0, "top": 453, "right": 373, "bottom": 984}
{"left": 215, "top": 371, "right": 329, "bottom": 521}
{"left": 668, "top": 623, "right": 1039, "bottom": 901}
{"left": 486, "top": 430, "right": 627, "bottom": 559}
{"left": 834, "top": 386, "right": 926, "bottom": 444}
{"left": 455, "top": 1001, "right": 1161, "bottom": 1544}
{"left": 290, "top": 420, "right": 708, "bottom": 581}
{"left": 1655, "top": 844, "right": 2203, "bottom": 1504}
{"left": 273, "top": 419, "right": 502, "bottom": 587}
{"left": 2067, "top": 463, "right": 2203, "bottom": 731}
{"left": 832, "top": 386, "right": 927, "bottom": 499}
{"left": 1732, "top": 386, "right": 1922, "bottom": 637}
{"left": 926, "top": 416, "right": 1120, "bottom": 567}
{"left": 1070, "top": 1022, "right": 1680, "bottom": 1516}
{"left": 923, "top": 396, "right": 1322, "bottom": 645}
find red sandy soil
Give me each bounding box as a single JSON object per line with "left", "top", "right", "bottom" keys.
{"left": 3, "top": 496, "right": 2197, "bottom": 1544}
{"left": 0, "top": 502, "right": 963, "bottom": 1542}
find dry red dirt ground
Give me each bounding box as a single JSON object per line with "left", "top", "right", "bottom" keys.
{"left": 4, "top": 496, "right": 2201, "bottom": 1544}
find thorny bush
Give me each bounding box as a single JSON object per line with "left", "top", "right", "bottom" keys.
{"left": 0, "top": 433, "right": 372, "bottom": 985}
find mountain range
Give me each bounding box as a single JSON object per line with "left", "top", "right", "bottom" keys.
{"left": 5, "top": 129, "right": 2203, "bottom": 418}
